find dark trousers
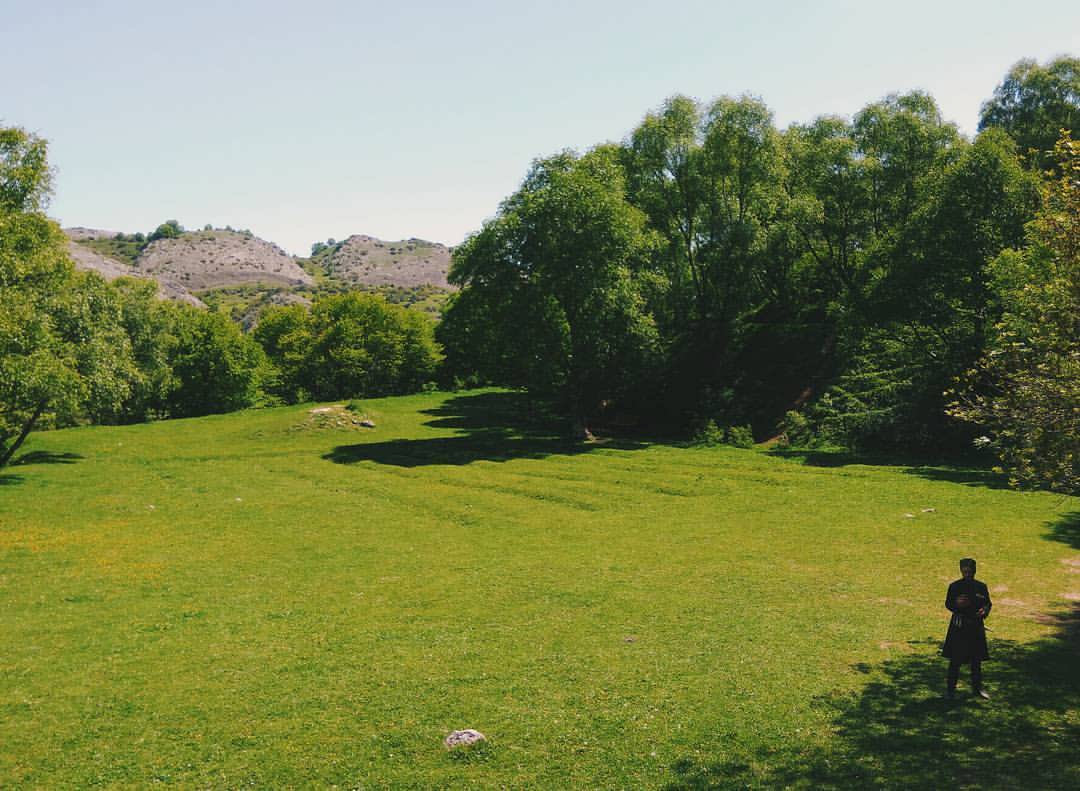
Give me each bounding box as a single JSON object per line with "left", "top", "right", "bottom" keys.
{"left": 947, "top": 659, "right": 983, "bottom": 691}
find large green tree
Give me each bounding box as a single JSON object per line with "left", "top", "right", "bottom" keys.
{"left": 951, "top": 134, "right": 1079, "bottom": 492}
{"left": 258, "top": 293, "right": 441, "bottom": 402}
{"left": 0, "top": 127, "right": 137, "bottom": 466}
{"left": 814, "top": 128, "right": 1039, "bottom": 450}
{"left": 252, "top": 303, "right": 313, "bottom": 402}
{"left": 109, "top": 277, "right": 177, "bottom": 422}
{"left": 443, "top": 148, "right": 661, "bottom": 430}
{"left": 979, "top": 56, "right": 1080, "bottom": 170}
{"left": 162, "top": 306, "right": 267, "bottom": 418}
{"left": 622, "top": 95, "right": 788, "bottom": 427}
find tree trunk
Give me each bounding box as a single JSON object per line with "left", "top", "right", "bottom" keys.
{"left": 0, "top": 402, "right": 47, "bottom": 468}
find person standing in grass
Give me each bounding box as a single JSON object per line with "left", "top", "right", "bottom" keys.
{"left": 942, "top": 558, "right": 992, "bottom": 699}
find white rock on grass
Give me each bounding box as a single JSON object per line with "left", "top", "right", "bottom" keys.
{"left": 444, "top": 729, "right": 486, "bottom": 749}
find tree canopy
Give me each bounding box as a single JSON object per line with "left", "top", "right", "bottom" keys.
{"left": 979, "top": 56, "right": 1080, "bottom": 170}
{"left": 439, "top": 60, "right": 1077, "bottom": 473}
{"left": 951, "top": 134, "right": 1079, "bottom": 493}
{"left": 442, "top": 148, "right": 660, "bottom": 429}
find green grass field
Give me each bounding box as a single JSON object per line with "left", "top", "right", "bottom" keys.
{"left": 2, "top": 390, "right": 1077, "bottom": 789}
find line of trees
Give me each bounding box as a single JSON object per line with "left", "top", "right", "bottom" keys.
{"left": 3, "top": 56, "right": 1074, "bottom": 491}
{"left": 0, "top": 128, "right": 441, "bottom": 466}
{"left": 439, "top": 56, "right": 1078, "bottom": 491}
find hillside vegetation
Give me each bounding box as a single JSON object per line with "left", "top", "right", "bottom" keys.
{"left": 64, "top": 226, "right": 455, "bottom": 328}
{"left": 1, "top": 390, "right": 1077, "bottom": 788}
{"left": 312, "top": 234, "right": 453, "bottom": 288}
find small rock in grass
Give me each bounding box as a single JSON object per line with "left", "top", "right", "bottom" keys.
{"left": 921, "top": 507, "right": 936, "bottom": 513}
{"left": 903, "top": 513, "right": 915, "bottom": 519}
{"left": 444, "top": 729, "right": 486, "bottom": 749}
{"left": 360, "top": 419, "right": 376, "bottom": 428}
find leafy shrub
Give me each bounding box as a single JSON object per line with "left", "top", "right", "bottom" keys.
{"left": 779, "top": 410, "right": 815, "bottom": 448}
{"left": 694, "top": 420, "right": 755, "bottom": 448}
{"left": 149, "top": 220, "right": 183, "bottom": 242}
{"left": 692, "top": 419, "right": 726, "bottom": 446}
{"left": 725, "top": 424, "right": 755, "bottom": 449}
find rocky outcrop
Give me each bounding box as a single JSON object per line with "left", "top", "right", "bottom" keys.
{"left": 65, "top": 239, "right": 205, "bottom": 308}
{"left": 320, "top": 235, "right": 452, "bottom": 288}
{"left": 136, "top": 230, "right": 313, "bottom": 290}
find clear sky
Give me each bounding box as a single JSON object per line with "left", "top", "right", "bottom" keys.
{"left": 3, "top": 0, "right": 1077, "bottom": 255}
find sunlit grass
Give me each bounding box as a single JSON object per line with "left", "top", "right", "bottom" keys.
{"left": 1, "top": 390, "right": 1076, "bottom": 788}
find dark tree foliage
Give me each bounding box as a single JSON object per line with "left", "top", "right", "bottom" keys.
{"left": 256, "top": 293, "right": 441, "bottom": 402}
{"left": 162, "top": 307, "right": 267, "bottom": 418}
{"left": 440, "top": 60, "right": 1074, "bottom": 466}
{"left": 148, "top": 219, "right": 184, "bottom": 242}
{"left": 979, "top": 56, "right": 1080, "bottom": 170}
{"left": 817, "top": 129, "right": 1039, "bottom": 452}
{"left": 951, "top": 134, "right": 1080, "bottom": 493}
{"left": 6, "top": 55, "right": 1075, "bottom": 481}
{"left": 0, "top": 127, "right": 139, "bottom": 466}
{"left": 441, "top": 148, "right": 661, "bottom": 430}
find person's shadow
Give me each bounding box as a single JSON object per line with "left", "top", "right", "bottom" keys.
{"left": 666, "top": 610, "right": 1080, "bottom": 789}
{"left": 323, "top": 390, "right": 646, "bottom": 468}
{"left": 666, "top": 511, "right": 1080, "bottom": 789}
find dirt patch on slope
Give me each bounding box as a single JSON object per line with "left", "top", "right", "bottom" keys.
{"left": 66, "top": 240, "right": 206, "bottom": 307}
{"left": 137, "top": 230, "right": 313, "bottom": 290}
{"left": 320, "top": 234, "right": 453, "bottom": 288}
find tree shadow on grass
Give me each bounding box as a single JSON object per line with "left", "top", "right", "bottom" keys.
{"left": 10, "top": 451, "right": 84, "bottom": 466}
{"left": 665, "top": 609, "right": 1080, "bottom": 790}
{"left": 0, "top": 473, "right": 24, "bottom": 486}
{"left": 1046, "top": 511, "right": 1080, "bottom": 550}
{"left": 324, "top": 391, "right": 648, "bottom": 468}
{"left": 767, "top": 448, "right": 1011, "bottom": 490}
{"left": 417, "top": 390, "right": 556, "bottom": 432}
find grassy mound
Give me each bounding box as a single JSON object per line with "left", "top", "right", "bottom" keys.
{"left": 1, "top": 390, "right": 1077, "bottom": 788}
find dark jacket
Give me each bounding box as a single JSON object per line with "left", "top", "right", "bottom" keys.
{"left": 942, "top": 577, "right": 992, "bottom": 662}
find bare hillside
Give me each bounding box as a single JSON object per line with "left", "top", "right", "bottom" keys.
{"left": 319, "top": 235, "right": 452, "bottom": 288}
{"left": 65, "top": 238, "right": 206, "bottom": 308}
{"left": 137, "top": 230, "right": 313, "bottom": 290}
{"left": 66, "top": 226, "right": 120, "bottom": 242}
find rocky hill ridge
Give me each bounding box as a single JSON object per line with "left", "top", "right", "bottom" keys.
{"left": 64, "top": 236, "right": 206, "bottom": 307}
{"left": 64, "top": 227, "right": 454, "bottom": 298}
{"left": 136, "top": 230, "right": 312, "bottom": 291}
{"left": 316, "top": 234, "right": 453, "bottom": 289}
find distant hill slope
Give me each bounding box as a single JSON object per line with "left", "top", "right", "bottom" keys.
{"left": 64, "top": 235, "right": 206, "bottom": 307}
{"left": 136, "top": 230, "right": 313, "bottom": 290}
{"left": 63, "top": 229, "right": 453, "bottom": 306}
{"left": 315, "top": 235, "right": 453, "bottom": 288}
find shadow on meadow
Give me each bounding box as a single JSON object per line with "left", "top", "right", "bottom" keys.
{"left": 667, "top": 506, "right": 1080, "bottom": 789}
{"left": 324, "top": 391, "right": 648, "bottom": 468}
{"left": 0, "top": 451, "right": 83, "bottom": 485}
{"left": 11, "top": 451, "right": 84, "bottom": 466}
{"left": 665, "top": 604, "right": 1080, "bottom": 790}
{"left": 768, "top": 448, "right": 1011, "bottom": 491}
{"left": 1047, "top": 511, "right": 1080, "bottom": 549}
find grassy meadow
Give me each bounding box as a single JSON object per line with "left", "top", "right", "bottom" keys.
{"left": 1, "top": 390, "right": 1077, "bottom": 789}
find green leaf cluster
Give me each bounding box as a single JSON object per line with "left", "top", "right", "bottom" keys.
{"left": 255, "top": 292, "right": 441, "bottom": 403}
{"left": 950, "top": 134, "right": 1080, "bottom": 493}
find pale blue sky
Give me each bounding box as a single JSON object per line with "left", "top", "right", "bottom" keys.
{"left": 3, "top": 1, "right": 1077, "bottom": 254}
